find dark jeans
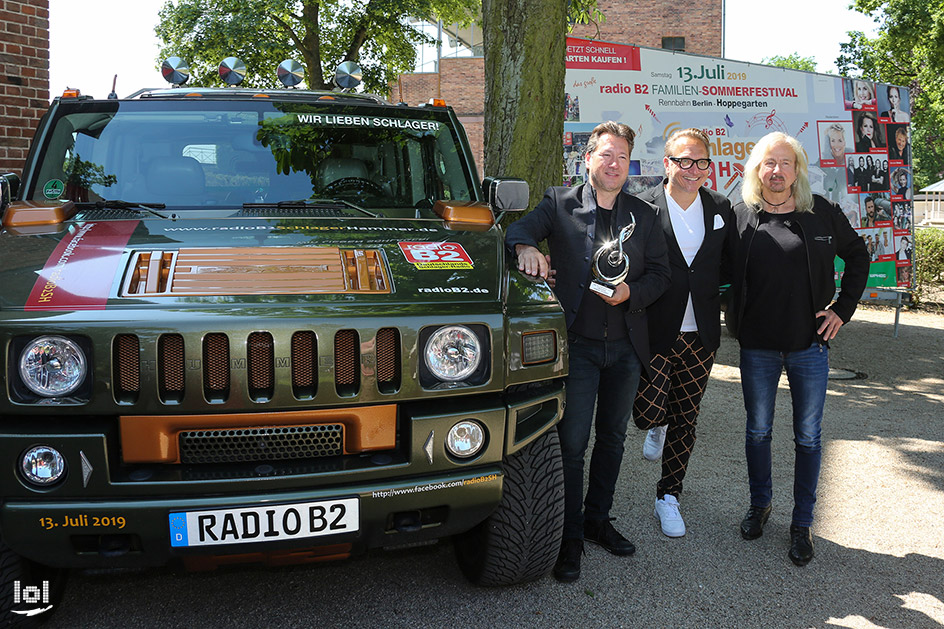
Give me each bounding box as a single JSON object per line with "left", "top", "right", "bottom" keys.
{"left": 740, "top": 343, "right": 828, "bottom": 527}
{"left": 558, "top": 333, "right": 642, "bottom": 540}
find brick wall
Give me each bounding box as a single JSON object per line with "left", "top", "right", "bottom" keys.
{"left": 394, "top": 57, "right": 486, "bottom": 177}
{"left": 0, "top": 0, "right": 50, "bottom": 179}
{"left": 570, "top": 0, "right": 723, "bottom": 56}
{"left": 395, "top": 0, "right": 722, "bottom": 178}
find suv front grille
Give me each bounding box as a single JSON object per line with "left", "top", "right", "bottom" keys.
{"left": 114, "top": 334, "right": 140, "bottom": 403}
{"left": 203, "top": 333, "right": 230, "bottom": 400}
{"left": 334, "top": 329, "right": 359, "bottom": 396}
{"left": 178, "top": 424, "right": 344, "bottom": 464}
{"left": 113, "top": 329, "right": 402, "bottom": 405}
{"left": 159, "top": 334, "right": 186, "bottom": 401}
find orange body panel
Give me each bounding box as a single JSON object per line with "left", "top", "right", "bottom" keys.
{"left": 121, "top": 247, "right": 390, "bottom": 296}
{"left": 2, "top": 200, "right": 77, "bottom": 227}
{"left": 120, "top": 405, "right": 397, "bottom": 463}
{"left": 432, "top": 200, "right": 495, "bottom": 229}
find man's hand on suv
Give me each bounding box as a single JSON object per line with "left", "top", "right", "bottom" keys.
{"left": 515, "top": 245, "right": 550, "bottom": 279}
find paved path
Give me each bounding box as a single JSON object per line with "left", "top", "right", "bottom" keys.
{"left": 51, "top": 306, "right": 944, "bottom": 628}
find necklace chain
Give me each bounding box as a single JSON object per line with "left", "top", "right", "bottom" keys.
{"left": 762, "top": 190, "right": 793, "bottom": 210}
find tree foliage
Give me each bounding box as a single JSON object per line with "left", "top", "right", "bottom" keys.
{"left": 155, "top": 0, "right": 478, "bottom": 93}
{"left": 837, "top": 0, "right": 944, "bottom": 189}
{"left": 762, "top": 53, "right": 818, "bottom": 73}
{"left": 913, "top": 227, "right": 944, "bottom": 306}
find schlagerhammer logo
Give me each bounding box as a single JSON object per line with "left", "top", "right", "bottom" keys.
{"left": 10, "top": 580, "right": 53, "bottom": 617}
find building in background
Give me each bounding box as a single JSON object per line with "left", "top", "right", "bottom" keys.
{"left": 395, "top": 0, "right": 724, "bottom": 176}
{"left": 1, "top": 0, "right": 723, "bottom": 180}
{"left": 0, "top": 0, "right": 49, "bottom": 178}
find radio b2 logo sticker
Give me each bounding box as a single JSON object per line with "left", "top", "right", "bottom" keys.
{"left": 398, "top": 242, "right": 473, "bottom": 269}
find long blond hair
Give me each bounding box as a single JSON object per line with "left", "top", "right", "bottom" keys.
{"left": 741, "top": 132, "right": 813, "bottom": 213}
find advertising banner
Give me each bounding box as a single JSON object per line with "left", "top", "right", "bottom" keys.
{"left": 564, "top": 37, "right": 914, "bottom": 289}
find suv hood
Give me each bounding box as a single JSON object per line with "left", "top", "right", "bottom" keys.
{"left": 1, "top": 217, "right": 504, "bottom": 311}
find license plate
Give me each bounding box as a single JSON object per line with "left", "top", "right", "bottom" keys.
{"left": 169, "top": 497, "right": 359, "bottom": 547}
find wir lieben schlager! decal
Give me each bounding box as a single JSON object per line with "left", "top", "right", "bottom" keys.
{"left": 25, "top": 221, "right": 139, "bottom": 311}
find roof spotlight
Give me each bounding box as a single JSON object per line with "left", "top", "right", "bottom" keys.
{"left": 219, "top": 57, "right": 247, "bottom": 86}
{"left": 334, "top": 61, "right": 362, "bottom": 91}
{"left": 161, "top": 57, "right": 190, "bottom": 85}
{"left": 277, "top": 59, "right": 304, "bottom": 88}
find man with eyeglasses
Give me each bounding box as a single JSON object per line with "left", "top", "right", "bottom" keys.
{"left": 634, "top": 128, "right": 735, "bottom": 537}
{"left": 505, "top": 121, "right": 670, "bottom": 582}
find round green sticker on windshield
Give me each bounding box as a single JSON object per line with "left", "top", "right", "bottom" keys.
{"left": 43, "top": 179, "right": 65, "bottom": 199}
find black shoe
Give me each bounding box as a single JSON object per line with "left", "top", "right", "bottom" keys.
{"left": 583, "top": 518, "right": 636, "bottom": 556}
{"left": 788, "top": 525, "right": 814, "bottom": 566}
{"left": 554, "top": 538, "right": 583, "bottom": 582}
{"left": 740, "top": 504, "right": 771, "bottom": 540}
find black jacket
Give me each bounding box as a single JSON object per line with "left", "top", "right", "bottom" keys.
{"left": 637, "top": 181, "right": 736, "bottom": 355}
{"left": 505, "top": 183, "right": 671, "bottom": 372}
{"left": 726, "top": 194, "right": 870, "bottom": 341}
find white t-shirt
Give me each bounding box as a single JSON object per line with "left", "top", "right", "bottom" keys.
{"left": 666, "top": 191, "right": 706, "bottom": 333}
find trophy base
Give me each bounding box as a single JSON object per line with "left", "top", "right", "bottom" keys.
{"left": 589, "top": 279, "right": 616, "bottom": 298}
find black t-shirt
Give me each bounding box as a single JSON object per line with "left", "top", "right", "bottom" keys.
{"left": 739, "top": 212, "right": 816, "bottom": 351}
{"left": 571, "top": 201, "right": 628, "bottom": 341}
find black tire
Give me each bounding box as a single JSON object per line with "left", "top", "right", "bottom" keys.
{"left": 454, "top": 429, "right": 565, "bottom": 586}
{"left": 0, "top": 538, "right": 66, "bottom": 628}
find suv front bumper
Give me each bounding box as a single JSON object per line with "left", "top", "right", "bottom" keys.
{"left": 0, "top": 380, "right": 563, "bottom": 568}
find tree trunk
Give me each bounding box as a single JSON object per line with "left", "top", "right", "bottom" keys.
{"left": 482, "top": 0, "right": 567, "bottom": 212}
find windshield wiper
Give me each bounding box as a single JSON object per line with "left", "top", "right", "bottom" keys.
{"left": 78, "top": 200, "right": 169, "bottom": 219}
{"left": 243, "top": 198, "right": 378, "bottom": 218}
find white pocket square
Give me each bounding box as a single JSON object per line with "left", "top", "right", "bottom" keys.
{"left": 713, "top": 214, "right": 725, "bottom": 230}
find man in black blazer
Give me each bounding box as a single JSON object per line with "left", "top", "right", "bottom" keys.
{"left": 506, "top": 121, "right": 670, "bottom": 582}
{"left": 633, "top": 128, "right": 735, "bottom": 538}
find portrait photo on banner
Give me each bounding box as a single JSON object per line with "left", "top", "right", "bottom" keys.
{"left": 817, "top": 120, "right": 854, "bottom": 167}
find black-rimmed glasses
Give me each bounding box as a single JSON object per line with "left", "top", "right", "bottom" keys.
{"left": 668, "top": 156, "right": 712, "bottom": 170}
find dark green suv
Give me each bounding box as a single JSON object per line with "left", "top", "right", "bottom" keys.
{"left": 0, "top": 64, "right": 566, "bottom": 624}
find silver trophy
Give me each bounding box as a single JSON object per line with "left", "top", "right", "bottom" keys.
{"left": 589, "top": 213, "right": 636, "bottom": 298}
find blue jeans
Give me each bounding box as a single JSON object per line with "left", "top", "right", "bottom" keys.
{"left": 558, "top": 334, "right": 642, "bottom": 539}
{"left": 740, "top": 343, "right": 828, "bottom": 527}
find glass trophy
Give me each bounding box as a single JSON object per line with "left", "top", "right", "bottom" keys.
{"left": 589, "top": 213, "right": 636, "bottom": 298}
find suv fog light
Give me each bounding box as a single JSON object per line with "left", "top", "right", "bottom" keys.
{"left": 425, "top": 326, "right": 481, "bottom": 381}
{"left": 522, "top": 331, "right": 556, "bottom": 365}
{"left": 21, "top": 446, "right": 66, "bottom": 485}
{"left": 19, "top": 335, "right": 87, "bottom": 397}
{"left": 446, "top": 421, "right": 485, "bottom": 458}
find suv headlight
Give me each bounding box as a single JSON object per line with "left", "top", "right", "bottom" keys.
{"left": 424, "top": 325, "right": 481, "bottom": 381}
{"left": 19, "top": 335, "right": 87, "bottom": 397}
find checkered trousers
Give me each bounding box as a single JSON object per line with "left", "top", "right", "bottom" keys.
{"left": 633, "top": 332, "right": 715, "bottom": 498}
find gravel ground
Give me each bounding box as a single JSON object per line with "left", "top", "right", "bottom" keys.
{"left": 47, "top": 305, "right": 944, "bottom": 629}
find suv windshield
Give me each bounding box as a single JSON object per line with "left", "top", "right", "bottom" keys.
{"left": 29, "top": 99, "right": 475, "bottom": 213}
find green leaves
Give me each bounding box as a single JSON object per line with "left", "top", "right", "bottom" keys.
{"left": 155, "top": 0, "right": 478, "bottom": 93}
{"left": 840, "top": 0, "right": 944, "bottom": 187}
{"left": 761, "top": 53, "right": 818, "bottom": 73}
{"left": 913, "top": 227, "right": 944, "bottom": 306}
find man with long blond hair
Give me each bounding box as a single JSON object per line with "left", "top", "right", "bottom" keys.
{"left": 727, "top": 132, "right": 869, "bottom": 566}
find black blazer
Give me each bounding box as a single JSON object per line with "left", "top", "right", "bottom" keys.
{"left": 637, "top": 182, "right": 735, "bottom": 355}
{"left": 505, "top": 183, "right": 670, "bottom": 372}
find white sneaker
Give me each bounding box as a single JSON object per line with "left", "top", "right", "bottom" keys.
{"left": 654, "top": 495, "right": 686, "bottom": 537}
{"left": 642, "top": 425, "right": 667, "bottom": 461}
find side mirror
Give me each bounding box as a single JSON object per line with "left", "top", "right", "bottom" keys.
{"left": 482, "top": 177, "right": 529, "bottom": 212}
{"left": 1, "top": 172, "right": 21, "bottom": 214}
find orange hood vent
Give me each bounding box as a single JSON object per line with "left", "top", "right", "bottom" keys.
{"left": 121, "top": 246, "right": 390, "bottom": 296}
